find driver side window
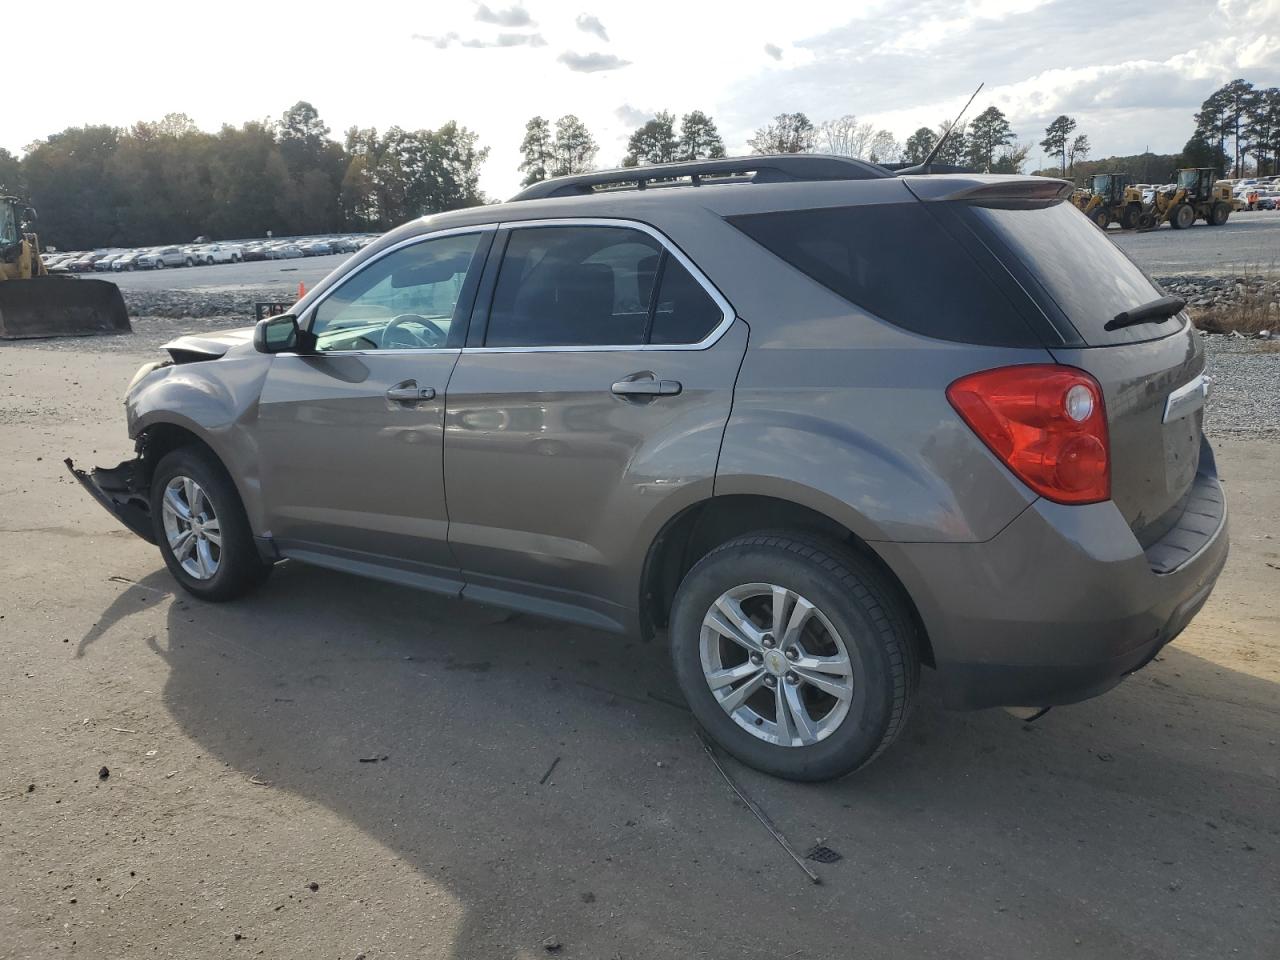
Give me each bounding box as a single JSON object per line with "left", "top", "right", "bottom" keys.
{"left": 309, "top": 232, "right": 484, "bottom": 352}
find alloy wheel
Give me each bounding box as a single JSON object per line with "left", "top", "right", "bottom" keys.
{"left": 699, "top": 583, "right": 856, "bottom": 747}
{"left": 161, "top": 475, "right": 221, "bottom": 580}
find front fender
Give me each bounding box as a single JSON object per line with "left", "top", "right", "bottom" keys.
{"left": 127, "top": 354, "right": 273, "bottom": 533}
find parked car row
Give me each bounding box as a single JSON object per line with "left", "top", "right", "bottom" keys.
{"left": 40, "top": 234, "right": 376, "bottom": 273}
{"left": 1224, "top": 174, "right": 1280, "bottom": 210}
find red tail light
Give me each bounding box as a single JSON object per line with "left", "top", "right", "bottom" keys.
{"left": 947, "top": 364, "right": 1110, "bottom": 505}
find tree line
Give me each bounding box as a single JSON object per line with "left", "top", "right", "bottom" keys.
{"left": 0, "top": 102, "right": 487, "bottom": 250}
{"left": 6, "top": 79, "right": 1277, "bottom": 250}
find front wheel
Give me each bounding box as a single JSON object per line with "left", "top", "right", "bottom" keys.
{"left": 150, "top": 446, "right": 272, "bottom": 601}
{"left": 184, "top": 257, "right": 194, "bottom": 267}
{"left": 670, "top": 534, "right": 918, "bottom": 781}
{"left": 154, "top": 259, "right": 165, "bottom": 270}
{"left": 1091, "top": 207, "right": 1110, "bottom": 229}
{"left": 1121, "top": 204, "right": 1142, "bottom": 230}
{"left": 1171, "top": 203, "right": 1195, "bottom": 229}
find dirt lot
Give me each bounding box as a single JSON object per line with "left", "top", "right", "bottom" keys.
{"left": 2, "top": 332, "right": 1278, "bottom": 959}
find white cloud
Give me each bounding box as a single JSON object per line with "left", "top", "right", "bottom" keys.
{"left": 474, "top": 3, "right": 534, "bottom": 27}
{"left": 576, "top": 13, "right": 609, "bottom": 41}
{"left": 557, "top": 51, "right": 631, "bottom": 72}
{"left": 5, "top": 0, "right": 1278, "bottom": 203}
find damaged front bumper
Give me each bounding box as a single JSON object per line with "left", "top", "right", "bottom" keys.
{"left": 64, "top": 457, "right": 156, "bottom": 544}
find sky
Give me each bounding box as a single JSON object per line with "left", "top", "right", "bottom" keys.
{"left": 10, "top": 0, "right": 1279, "bottom": 199}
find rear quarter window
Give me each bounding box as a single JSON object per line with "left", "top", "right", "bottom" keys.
{"left": 726, "top": 202, "right": 1038, "bottom": 347}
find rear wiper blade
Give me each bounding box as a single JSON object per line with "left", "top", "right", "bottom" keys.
{"left": 1105, "top": 295, "right": 1186, "bottom": 331}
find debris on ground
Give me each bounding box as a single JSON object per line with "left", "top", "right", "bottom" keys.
{"left": 805, "top": 844, "right": 843, "bottom": 864}
{"left": 98, "top": 766, "right": 110, "bottom": 780}
{"left": 539, "top": 756, "right": 561, "bottom": 785}
{"left": 542, "top": 936, "right": 563, "bottom": 952}
{"left": 307, "top": 882, "right": 319, "bottom": 892}
{"left": 696, "top": 730, "right": 820, "bottom": 884}
{"left": 357, "top": 755, "right": 389, "bottom": 764}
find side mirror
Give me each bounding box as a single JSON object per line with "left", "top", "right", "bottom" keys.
{"left": 254, "top": 314, "right": 303, "bottom": 353}
{"left": 21, "top": 207, "right": 37, "bottom": 225}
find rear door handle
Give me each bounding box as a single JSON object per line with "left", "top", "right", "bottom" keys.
{"left": 386, "top": 381, "right": 436, "bottom": 403}
{"left": 611, "top": 377, "right": 682, "bottom": 398}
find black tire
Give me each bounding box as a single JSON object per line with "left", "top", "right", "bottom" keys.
{"left": 154, "top": 259, "right": 165, "bottom": 270}
{"left": 149, "top": 445, "right": 272, "bottom": 602}
{"left": 1091, "top": 207, "right": 1110, "bottom": 229}
{"left": 1210, "top": 202, "right": 1230, "bottom": 226}
{"left": 184, "top": 257, "right": 194, "bottom": 267}
{"left": 1171, "top": 203, "right": 1194, "bottom": 229}
{"left": 1121, "top": 204, "right": 1142, "bottom": 230}
{"left": 670, "top": 533, "right": 919, "bottom": 781}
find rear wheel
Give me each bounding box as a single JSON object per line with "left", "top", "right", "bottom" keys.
{"left": 150, "top": 446, "right": 272, "bottom": 602}
{"left": 154, "top": 259, "right": 165, "bottom": 270}
{"left": 184, "top": 256, "right": 194, "bottom": 267}
{"left": 1171, "top": 203, "right": 1195, "bottom": 229}
{"left": 1210, "top": 202, "right": 1230, "bottom": 226}
{"left": 670, "top": 534, "right": 918, "bottom": 781}
{"left": 1121, "top": 204, "right": 1142, "bottom": 230}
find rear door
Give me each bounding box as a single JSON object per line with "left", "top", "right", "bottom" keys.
{"left": 960, "top": 198, "right": 1205, "bottom": 545}
{"left": 443, "top": 219, "right": 746, "bottom": 631}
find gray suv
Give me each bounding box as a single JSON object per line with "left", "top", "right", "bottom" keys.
{"left": 71, "top": 156, "right": 1228, "bottom": 781}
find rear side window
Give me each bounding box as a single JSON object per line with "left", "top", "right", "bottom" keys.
{"left": 650, "top": 257, "right": 723, "bottom": 344}
{"left": 727, "top": 203, "right": 1036, "bottom": 346}
{"left": 964, "top": 202, "right": 1167, "bottom": 345}
{"left": 487, "top": 226, "right": 660, "bottom": 347}
{"left": 485, "top": 225, "right": 726, "bottom": 348}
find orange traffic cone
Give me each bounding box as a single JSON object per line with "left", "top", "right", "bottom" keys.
{"left": 298, "top": 281, "right": 306, "bottom": 299}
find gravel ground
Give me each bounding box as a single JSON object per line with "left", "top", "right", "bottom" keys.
{"left": 1201, "top": 334, "right": 1280, "bottom": 437}
{"left": 1112, "top": 209, "right": 1280, "bottom": 274}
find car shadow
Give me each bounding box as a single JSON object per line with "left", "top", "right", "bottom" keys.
{"left": 83, "top": 561, "right": 1280, "bottom": 959}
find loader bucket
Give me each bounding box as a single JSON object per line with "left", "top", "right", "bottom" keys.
{"left": 0, "top": 277, "right": 131, "bottom": 339}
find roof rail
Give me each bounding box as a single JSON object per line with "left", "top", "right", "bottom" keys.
{"left": 510, "top": 154, "right": 892, "bottom": 201}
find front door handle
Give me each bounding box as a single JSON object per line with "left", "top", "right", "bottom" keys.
{"left": 611, "top": 377, "right": 682, "bottom": 398}
{"left": 386, "top": 381, "right": 436, "bottom": 403}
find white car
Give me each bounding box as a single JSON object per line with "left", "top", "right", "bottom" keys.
{"left": 193, "top": 243, "right": 243, "bottom": 265}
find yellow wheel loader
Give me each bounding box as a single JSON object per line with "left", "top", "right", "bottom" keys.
{"left": 0, "top": 196, "right": 130, "bottom": 339}
{"left": 1137, "top": 169, "right": 1234, "bottom": 231}
{"left": 1074, "top": 173, "right": 1145, "bottom": 230}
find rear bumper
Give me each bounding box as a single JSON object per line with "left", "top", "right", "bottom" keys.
{"left": 876, "top": 466, "right": 1229, "bottom": 710}
{"left": 65, "top": 457, "right": 156, "bottom": 544}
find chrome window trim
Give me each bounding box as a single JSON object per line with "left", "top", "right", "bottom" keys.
{"left": 294, "top": 225, "right": 497, "bottom": 356}
{"left": 467, "top": 216, "right": 736, "bottom": 354}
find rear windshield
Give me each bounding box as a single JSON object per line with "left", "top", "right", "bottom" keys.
{"left": 726, "top": 203, "right": 1038, "bottom": 347}
{"left": 963, "top": 202, "right": 1172, "bottom": 345}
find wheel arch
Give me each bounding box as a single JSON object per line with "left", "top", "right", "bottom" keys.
{"left": 639, "top": 493, "right": 935, "bottom": 668}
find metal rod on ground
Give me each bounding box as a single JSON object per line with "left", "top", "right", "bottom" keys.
{"left": 696, "top": 730, "right": 821, "bottom": 884}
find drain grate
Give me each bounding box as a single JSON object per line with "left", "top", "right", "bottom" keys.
{"left": 805, "top": 845, "right": 842, "bottom": 864}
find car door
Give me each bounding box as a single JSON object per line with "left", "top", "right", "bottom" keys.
{"left": 256, "top": 228, "right": 493, "bottom": 593}
{"left": 444, "top": 219, "right": 747, "bottom": 631}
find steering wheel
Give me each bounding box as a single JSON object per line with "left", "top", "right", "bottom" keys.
{"left": 380, "top": 314, "right": 447, "bottom": 350}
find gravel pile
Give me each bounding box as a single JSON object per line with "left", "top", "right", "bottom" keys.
{"left": 1156, "top": 274, "right": 1279, "bottom": 338}
{"left": 122, "top": 286, "right": 290, "bottom": 320}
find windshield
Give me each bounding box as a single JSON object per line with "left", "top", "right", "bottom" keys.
{"left": 0, "top": 202, "right": 18, "bottom": 247}
{"left": 1093, "top": 175, "right": 1111, "bottom": 195}
{"left": 1177, "top": 169, "right": 1200, "bottom": 189}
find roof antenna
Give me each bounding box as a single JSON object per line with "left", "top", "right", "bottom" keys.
{"left": 899, "top": 82, "right": 984, "bottom": 176}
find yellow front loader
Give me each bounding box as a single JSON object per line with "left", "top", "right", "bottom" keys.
{"left": 0, "top": 196, "right": 130, "bottom": 339}
{"left": 1138, "top": 169, "right": 1234, "bottom": 230}
{"left": 1073, "top": 173, "right": 1145, "bottom": 230}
